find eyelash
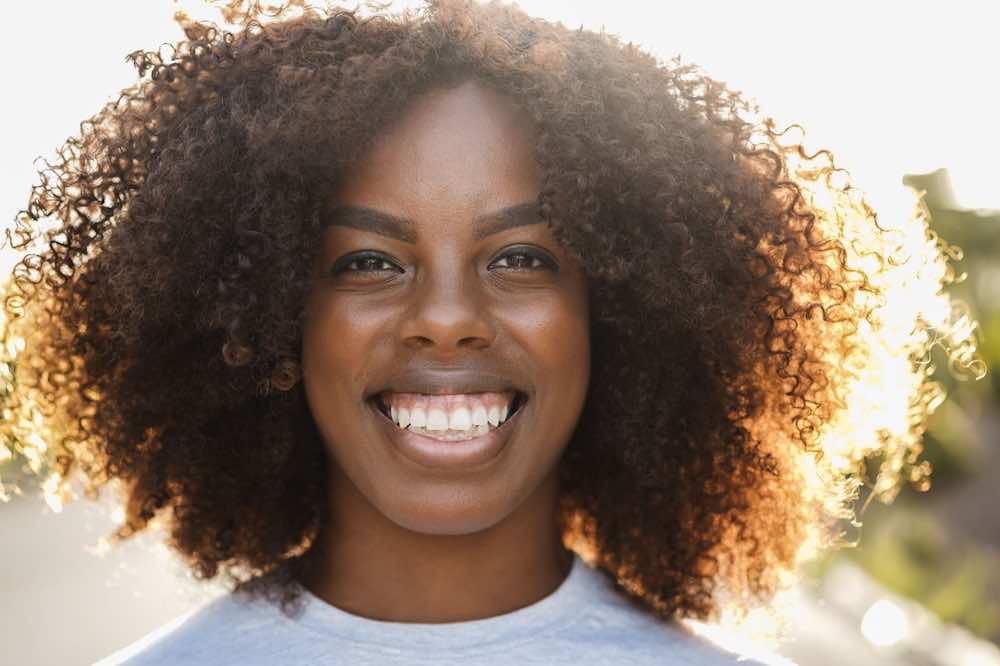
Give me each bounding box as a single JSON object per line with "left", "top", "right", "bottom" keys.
{"left": 329, "top": 247, "right": 557, "bottom": 276}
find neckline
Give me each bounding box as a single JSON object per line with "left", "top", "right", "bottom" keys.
{"left": 289, "top": 552, "right": 597, "bottom": 654}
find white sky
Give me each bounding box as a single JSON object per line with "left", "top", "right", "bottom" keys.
{"left": 1, "top": 0, "right": 997, "bottom": 227}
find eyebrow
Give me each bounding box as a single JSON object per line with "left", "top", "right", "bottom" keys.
{"left": 322, "top": 201, "right": 543, "bottom": 243}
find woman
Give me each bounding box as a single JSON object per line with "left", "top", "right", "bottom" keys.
{"left": 1, "top": 0, "right": 981, "bottom": 663}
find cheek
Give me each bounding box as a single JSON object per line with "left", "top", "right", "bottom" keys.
{"left": 495, "top": 286, "right": 590, "bottom": 408}
{"left": 301, "top": 292, "right": 391, "bottom": 397}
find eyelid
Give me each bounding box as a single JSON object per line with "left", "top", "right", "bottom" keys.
{"left": 328, "top": 250, "right": 404, "bottom": 275}
{"left": 328, "top": 245, "right": 559, "bottom": 276}
{"left": 489, "top": 245, "right": 559, "bottom": 271}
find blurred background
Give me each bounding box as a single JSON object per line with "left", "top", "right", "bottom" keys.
{"left": 0, "top": 1, "right": 997, "bottom": 664}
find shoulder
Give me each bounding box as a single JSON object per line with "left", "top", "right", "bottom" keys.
{"left": 93, "top": 592, "right": 288, "bottom": 666}
{"left": 567, "top": 567, "right": 786, "bottom": 665}
{"left": 576, "top": 605, "right": 779, "bottom": 665}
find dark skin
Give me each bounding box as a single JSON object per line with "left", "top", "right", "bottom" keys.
{"left": 299, "top": 80, "right": 592, "bottom": 623}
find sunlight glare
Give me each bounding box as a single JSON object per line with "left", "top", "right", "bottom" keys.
{"left": 861, "top": 599, "right": 909, "bottom": 648}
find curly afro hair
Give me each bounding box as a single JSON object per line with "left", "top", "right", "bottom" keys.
{"left": 0, "top": 0, "right": 984, "bottom": 628}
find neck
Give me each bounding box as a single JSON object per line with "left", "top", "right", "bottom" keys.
{"left": 295, "top": 465, "right": 573, "bottom": 623}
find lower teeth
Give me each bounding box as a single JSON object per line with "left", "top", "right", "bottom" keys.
{"left": 405, "top": 423, "right": 494, "bottom": 440}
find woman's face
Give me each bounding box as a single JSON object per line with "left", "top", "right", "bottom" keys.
{"left": 302, "top": 80, "right": 590, "bottom": 535}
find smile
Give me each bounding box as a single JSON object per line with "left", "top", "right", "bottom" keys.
{"left": 367, "top": 389, "right": 529, "bottom": 471}
{"left": 372, "top": 390, "right": 528, "bottom": 442}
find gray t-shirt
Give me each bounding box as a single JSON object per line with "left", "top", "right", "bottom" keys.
{"left": 95, "top": 554, "right": 772, "bottom": 664}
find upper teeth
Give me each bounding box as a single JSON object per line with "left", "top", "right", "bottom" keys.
{"left": 382, "top": 392, "right": 515, "bottom": 432}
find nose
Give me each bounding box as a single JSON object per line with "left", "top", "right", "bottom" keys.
{"left": 399, "top": 264, "right": 496, "bottom": 354}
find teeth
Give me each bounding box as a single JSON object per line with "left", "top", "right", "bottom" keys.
{"left": 449, "top": 407, "right": 472, "bottom": 431}
{"left": 382, "top": 393, "right": 522, "bottom": 432}
{"left": 426, "top": 408, "right": 449, "bottom": 431}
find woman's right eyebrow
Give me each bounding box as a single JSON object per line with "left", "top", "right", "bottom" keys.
{"left": 324, "top": 202, "right": 542, "bottom": 244}
{"left": 325, "top": 205, "right": 417, "bottom": 243}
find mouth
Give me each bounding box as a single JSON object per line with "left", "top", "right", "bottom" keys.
{"left": 366, "top": 391, "right": 530, "bottom": 474}
{"left": 368, "top": 390, "right": 529, "bottom": 442}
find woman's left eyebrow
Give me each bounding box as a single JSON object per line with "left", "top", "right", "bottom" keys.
{"left": 323, "top": 202, "right": 542, "bottom": 243}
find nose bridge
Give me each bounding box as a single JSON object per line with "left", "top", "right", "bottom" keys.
{"left": 402, "top": 254, "right": 494, "bottom": 350}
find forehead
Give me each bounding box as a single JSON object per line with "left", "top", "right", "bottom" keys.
{"left": 333, "top": 79, "right": 542, "bottom": 217}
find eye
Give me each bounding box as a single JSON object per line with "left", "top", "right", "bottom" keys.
{"left": 489, "top": 246, "right": 558, "bottom": 272}
{"left": 329, "top": 251, "right": 403, "bottom": 276}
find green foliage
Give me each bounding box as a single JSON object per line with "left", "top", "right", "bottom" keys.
{"left": 829, "top": 169, "right": 1000, "bottom": 643}
{"left": 841, "top": 506, "right": 1000, "bottom": 640}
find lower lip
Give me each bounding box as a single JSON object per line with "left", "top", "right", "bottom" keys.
{"left": 368, "top": 398, "right": 525, "bottom": 471}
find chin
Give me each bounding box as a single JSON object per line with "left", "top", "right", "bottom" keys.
{"left": 367, "top": 456, "right": 562, "bottom": 538}
{"left": 373, "top": 484, "right": 516, "bottom": 536}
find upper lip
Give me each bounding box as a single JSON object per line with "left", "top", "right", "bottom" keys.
{"left": 367, "top": 368, "right": 528, "bottom": 398}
